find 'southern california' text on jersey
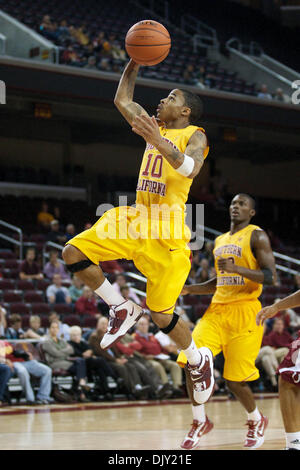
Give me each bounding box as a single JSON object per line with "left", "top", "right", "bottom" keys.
{"left": 136, "top": 125, "right": 209, "bottom": 217}
{"left": 212, "top": 224, "right": 263, "bottom": 304}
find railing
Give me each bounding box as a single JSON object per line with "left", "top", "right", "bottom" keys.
{"left": 181, "top": 14, "right": 219, "bottom": 50}
{"left": 0, "top": 219, "right": 23, "bottom": 261}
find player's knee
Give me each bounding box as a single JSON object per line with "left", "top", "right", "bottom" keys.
{"left": 226, "top": 380, "right": 243, "bottom": 393}
{"left": 150, "top": 312, "right": 171, "bottom": 329}
{"left": 62, "top": 244, "right": 83, "bottom": 264}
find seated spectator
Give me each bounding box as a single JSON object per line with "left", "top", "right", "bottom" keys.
{"left": 201, "top": 241, "right": 215, "bottom": 266}
{"left": 112, "top": 274, "right": 141, "bottom": 304}
{"left": 270, "top": 298, "right": 300, "bottom": 333}
{"left": 89, "top": 317, "right": 151, "bottom": 399}
{"left": 134, "top": 316, "right": 184, "bottom": 397}
{"left": 75, "top": 286, "right": 101, "bottom": 317}
{"left": 0, "top": 305, "right": 7, "bottom": 338}
{"left": 6, "top": 314, "right": 25, "bottom": 340}
{"left": 39, "top": 15, "right": 57, "bottom": 41}
{"left": 120, "top": 285, "right": 141, "bottom": 305}
{"left": 57, "top": 19, "right": 70, "bottom": 42}
{"left": 44, "top": 250, "right": 70, "bottom": 282}
{"left": 47, "top": 220, "right": 67, "bottom": 245}
{"left": 84, "top": 56, "right": 97, "bottom": 70}
{"left": 195, "top": 65, "right": 207, "bottom": 89}
{"left": 1, "top": 338, "right": 53, "bottom": 404}
{"left": 98, "top": 57, "right": 112, "bottom": 72}
{"left": 195, "top": 258, "right": 210, "bottom": 282}
{"left": 175, "top": 301, "right": 195, "bottom": 331}
{"left": 273, "top": 88, "right": 290, "bottom": 104}
{"left": 100, "top": 260, "right": 124, "bottom": 274}
{"left": 37, "top": 202, "right": 54, "bottom": 229}
{"left": 183, "top": 64, "right": 197, "bottom": 86}
{"left": 43, "top": 320, "right": 89, "bottom": 402}
{"left": 62, "top": 45, "right": 81, "bottom": 65}
{"left": 48, "top": 312, "right": 70, "bottom": 341}
{"left": 186, "top": 267, "right": 198, "bottom": 285}
{"left": 24, "top": 315, "right": 46, "bottom": 340}
{"left": 154, "top": 329, "right": 179, "bottom": 361}
{"left": 115, "top": 333, "right": 171, "bottom": 399}
{"left": 65, "top": 224, "right": 76, "bottom": 241}
{"left": 257, "top": 84, "right": 272, "bottom": 100}
{"left": 68, "top": 326, "right": 114, "bottom": 400}
{"left": 92, "top": 31, "right": 105, "bottom": 52}
{"left": 19, "top": 247, "right": 44, "bottom": 281}
{"left": 0, "top": 359, "right": 13, "bottom": 406}
{"left": 46, "top": 274, "right": 72, "bottom": 305}
{"left": 69, "top": 275, "right": 84, "bottom": 303}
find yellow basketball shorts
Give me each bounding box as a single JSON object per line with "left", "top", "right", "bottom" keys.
{"left": 177, "top": 300, "right": 264, "bottom": 382}
{"left": 66, "top": 206, "right": 192, "bottom": 314}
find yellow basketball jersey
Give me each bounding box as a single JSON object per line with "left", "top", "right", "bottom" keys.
{"left": 136, "top": 125, "right": 209, "bottom": 216}
{"left": 211, "top": 224, "right": 263, "bottom": 304}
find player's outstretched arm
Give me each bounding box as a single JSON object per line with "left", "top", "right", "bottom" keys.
{"left": 181, "top": 277, "right": 217, "bottom": 296}
{"left": 114, "top": 59, "right": 149, "bottom": 126}
{"left": 217, "top": 230, "right": 276, "bottom": 285}
{"left": 256, "top": 289, "right": 300, "bottom": 325}
{"left": 132, "top": 116, "right": 207, "bottom": 178}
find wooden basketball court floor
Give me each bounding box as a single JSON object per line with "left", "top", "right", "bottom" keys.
{"left": 0, "top": 394, "right": 286, "bottom": 450}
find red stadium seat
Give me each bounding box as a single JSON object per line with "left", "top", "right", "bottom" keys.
{"left": 2, "top": 268, "right": 19, "bottom": 279}
{"left": 63, "top": 314, "right": 81, "bottom": 326}
{"left": 23, "top": 290, "right": 45, "bottom": 303}
{"left": 3, "top": 290, "right": 23, "bottom": 302}
{"left": 15, "top": 280, "right": 35, "bottom": 290}
{"left": 10, "top": 302, "right": 31, "bottom": 315}
{"left": 31, "top": 303, "right": 51, "bottom": 315}
{"left": 83, "top": 316, "right": 98, "bottom": 328}
{"left": 184, "top": 295, "right": 199, "bottom": 306}
{"left": 0, "top": 250, "right": 16, "bottom": 259}
{"left": 54, "top": 304, "right": 73, "bottom": 315}
{"left": 36, "top": 279, "right": 51, "bottom": 291}
{"left": 4, "top": 259, "right": 19, "bottom": 270}
{"left": 0, "top": 279, "right": 15, "bottom": 290}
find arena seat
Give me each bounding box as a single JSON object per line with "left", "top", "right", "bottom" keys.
{"left": 9, "top": 302, "right": 31, "bottom": 315}
{"left": 31, "top": 303, "right": 51, "bottom": 315}
{"left": 23, "top": 290, "right": 45, "bottom": 303}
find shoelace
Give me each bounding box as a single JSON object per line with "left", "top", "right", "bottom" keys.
{"left": 245, "top": 420, "right": 257, "bottom": 439}
{"left": 188, "top": 420, "right": 199, "bottom": 438}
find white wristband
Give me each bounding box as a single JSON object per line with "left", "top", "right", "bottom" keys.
{"left": 176, "top": 154, "right": 195, "bottom": 177}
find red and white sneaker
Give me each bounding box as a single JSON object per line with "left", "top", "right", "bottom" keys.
{"left": 180, "top": 417, "right": 214, "bottom": 450}
{"left": 187, "top": 347, "right": 215, "bottom": 404}
{"left": 100, "top": 300, "right": 144, "bottom": 349}
{"left": 244, "top": 412, "right": 268, "bottom": 449}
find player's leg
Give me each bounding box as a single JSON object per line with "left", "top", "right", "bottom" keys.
{"left": 62, "top": 208, "right": 145, "bottom": 349}
{"left": 177, "top": 310, "right": 221, "bottom": 449}
{"left": 223, "top": 301, "right": 267, "bottom": 449}
{"left": 279, "top": 376, "right": 300, "bottom": 450}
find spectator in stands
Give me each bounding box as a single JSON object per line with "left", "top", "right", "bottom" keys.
{"left": 44, "top": 250, "right": 70, "bottom": 281}
{"left": 98, "top": 57, "right": 112, "bottom": 72}
{"left": 263, "top": 317, "right": 293, "bottom": 362}
{"left": 75, "top": 286, "right": 101, "bottom": 317}
{"left": 112, "top": 274, "right": 141, "bottom": 305}
{"left": 48, "top": 312, "right": 70, "bottom": 341}
{"left": 65, "top": 224, "right": 76, "bottom": 241}
{"left": 2, "top": 339, "right": 53, "bottom": 404}
{"left": 195, "top": 258, "right": 210, "bottom": 283}
{"left": 93, "top": 31, "right": 105, "bottom": 53}
{"left": 195, "top": 65, "right": 207, "bottom": 89}
{"left": 68, "top": 325, "right": 114, "bottom": 400}
{"left": 5, "top": 314, "right": 25, "bottom": 340}
{"left": 39, "top": 15, "right": 57, "bottom": 41}
{"left": 269, "top": 298, "right": 300, "bottom": 333}
{"left": 46, "top": 274, "right": 72, "bottom": 306}
{"left": 257, "top": 84, "right": 272, "bottom": 100}
{"left": 183, "top": 64, "right": 197, "bottom": 86}
{"left": 69, "top": 275, "right": 84, "bottom": 303}
{"left": 37, "top": 202, "right": 54, "bottom": 229}
{"left": 47, "top": 220, "right": 67, "bottom": 245}
{"left": 273, "top": 88, "right": 290, "bottom": 104}
{"left": 0, "top": 306, "right": 7, "bottom": 338}
{"left": 100, "top": 260, "right": 124, "bottom": 274}
{"left": 294, "top": 274, "right": 300, "bottom": 292}
{"left": 201, "top": 241, "right": 215, "bottom": 267}
{"left": 84, "top": 56, "right": 97, "bottom": 70}
{"left": 62, "top": 46, "right": 81, "bottom": 66}
{"left": 43, "top": 320, "right": 88, "bottom": 402}
{"left": 115, "top": 333, "right": 171, "bottom": 399}
{"left": 0, "top": 359, "right": 13, "bottom": 406}
{"left": 134, "top": 316, "right": 184, "bottom": 398}
{"left": 24, "top": 315, "right": 46, "bottom": 340}
{"left": 19, "top": 247, "right": 44, "bottom": 281}
{"left": 186, "top": 267, "right": 197, "bottom": 285}
{"left": 89, "top": 317, "right": 151, "bottom": 399}
{"left": 57, "top": 19, "right": 70, "bottom": 42}
{"left": 120, "top": 285, "right": 141, "bottom": 306}
{"left": 175, "top": 301, "right": 195, "bottom": 331}
{"left": 84, "top": 222, "right": 92, "bottom": 230}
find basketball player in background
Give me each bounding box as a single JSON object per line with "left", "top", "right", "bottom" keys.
{"left": 257, "top": 290, "right": 300, "bottom": 451}
{"left": 62, "top": 58, "right": 214, "bottom": 404}
{"left": 177, "top": 194, "right": 276, "bottom": 450}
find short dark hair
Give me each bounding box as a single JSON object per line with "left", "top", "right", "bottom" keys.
{"left": 180, "top": 89, "right": 203, "bottom": 125}
{"left": 236, "top": 193, "right": 256, "bottom": 210}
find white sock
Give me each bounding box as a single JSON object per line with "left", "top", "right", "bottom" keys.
{"left": 182, "top": 339, "right": 201, "bottom": 366}
{"left": 286, "top": 432, "right": 300, "bottom": 450}
{"left": 94, "top": 279, "right": 125, "bottom": 306}
{"left": 247, "top": 406, "right": 261, "bottom": 421}
{"left": 192, "top": 404, "right": 206, "bottom": 423}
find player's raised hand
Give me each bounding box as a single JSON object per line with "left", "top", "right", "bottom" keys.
{"left": 132, "top": 115, "right": 162, "bottom": 147}
{"left": 256, "top": 304, "right": 278, "bottom": 326}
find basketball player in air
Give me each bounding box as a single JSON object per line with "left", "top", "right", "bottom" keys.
{"left": 257, "top": 290, "right": 300, "bottom": 451}
{"left": 177, "top": 194, "right": 276, "bottom": 450}
{"left": 62, "top": 59, "right": 214, "bottom": 404}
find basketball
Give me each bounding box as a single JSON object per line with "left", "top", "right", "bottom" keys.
{"left": 125, "top": 20, "right": 171, "bottom": 66}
